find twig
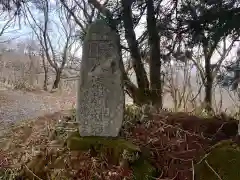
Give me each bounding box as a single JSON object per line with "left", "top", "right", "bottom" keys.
{"left": 212, "top": 122, "right": 227, "bottom": 138}
{"left": 167, "top": 154, "right": 194, "bottom": 162}
{"left": 195, "top": 151, "right": 210, "bottom": 165}
{"left": 204, "top": 160, "right": 223, "bottom": 180}
{"left": 152, "top": 114, "right": 209, "bottom": 140}
{"left": 192, "top": 160, "right": 195, "bottom": 180}
{"left": 24, "top": 164, "right": 44, "bottom": 180}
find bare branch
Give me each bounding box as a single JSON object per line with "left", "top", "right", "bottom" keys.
{"left": 213, "top": 37, "right": 239, "bottom": 78}
{"left": 0, "top": 15, "right": 15, "bottom": 36}
{"left": 59, "top": 0, "right": 86, "bottom": 32}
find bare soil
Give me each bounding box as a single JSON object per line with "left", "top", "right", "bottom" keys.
{"left": 0, "top": 89, "right": 76, "bottom": 123}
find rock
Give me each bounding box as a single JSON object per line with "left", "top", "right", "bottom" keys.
{"left": 76, "top": 19, "right": 124, "bottom": 137}
{"left": 195, "top": 140, "right": 240, "bottom": 180}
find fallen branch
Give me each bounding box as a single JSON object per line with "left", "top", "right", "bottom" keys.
{"left": 204, "top": 160, "right": 223, "bottom": 180}
{"left": 24, "top": 164, "right": 44, "bottom": 180}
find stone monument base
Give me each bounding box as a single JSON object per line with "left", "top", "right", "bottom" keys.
{"left": 66, "top": 131, "right": 140, "bottom": 153}
{"left": 66, "top": 131, "right": 158, "bottom": 178}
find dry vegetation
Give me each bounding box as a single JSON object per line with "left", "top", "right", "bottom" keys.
{"left": 0, "top": 105, "right": 239, "bottom": 180}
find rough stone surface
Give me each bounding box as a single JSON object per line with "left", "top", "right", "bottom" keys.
{"left": 76, "top": 19, "right": 124, "bottom": 137}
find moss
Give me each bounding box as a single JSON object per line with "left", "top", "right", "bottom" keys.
{"left": 66, "top": 131, "right": 160, "bottom": 179}
{"left": 131, "top": 156, "right": 157, "bottom": 180}
{"left": 66, "top": 131, "right": 140, "bottom": 165}
{"left": 195, "top": 140, "right": 240, "bottom": 180}
{"left": 66, "top": 131, "right": 140, "bottom": 152}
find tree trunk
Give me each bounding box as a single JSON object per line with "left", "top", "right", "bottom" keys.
{"left": 52, "top": 70, "right": 61, "bottom": 89}
{"left": 146, "top": 0, "right": 162, "bottom": 108}
{"left": 43, "top": 70, "right": 48, "bottom": 91}
{"left": 29, "top": 57, "right": 34, "bottom": 86}
{"left": 121, "top": 0, "right": 149, "bottom": 92}
{"left": 41, "top": 50, "right": 48, "bottom": 91}
{"left": 232, "top": 58, "right": 240, "bottom": 91}
{"left": 204, "top": 56, "right": 213, "bottom": 112}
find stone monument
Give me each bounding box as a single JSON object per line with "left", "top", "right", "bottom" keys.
{"left": 76, "top": 19, "right": 124, "bottom": 137}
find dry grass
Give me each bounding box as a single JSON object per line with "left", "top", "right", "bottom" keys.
{"left": 0, "top": 108, "right": 239, "bottom": 180}
{"left": 0, "top": 90, "right": 15, "bottom": 106}
{"left": 0, "top": 110, "right": 133, "bottom": 179}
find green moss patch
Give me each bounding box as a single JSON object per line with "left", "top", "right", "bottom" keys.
{"left": 195, "top": 140, "right": 240, "bottom": 180}
{"left": 66, "top": 131, "right": 141, "bottom": 152}
{"left": 66, "top": 131, "right": 141, "bottom": 164}
{"left": 131, "top": 156, "right": 157, "bottom": 180}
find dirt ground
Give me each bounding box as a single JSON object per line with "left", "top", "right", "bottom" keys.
{"left": 0, "top": 89, "right": 76, "bottom": 123}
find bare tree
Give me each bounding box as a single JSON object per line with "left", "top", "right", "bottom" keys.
{"left": 23, "top": 0, "right": 77, "bottom": 90}
{"left": 40, "top": 46, "right": 48, "bottom": 90}
{"left": 0, "top": 10, "right": 20, "bottom": 44}
{"left": 0, "top": 16, "right": 14, "bottom": 37}
{"left": 164, "top": 61, "right": 193, "bottom": 111}
{"left": 190, "top": 37, "right": 239, "bottom": 111}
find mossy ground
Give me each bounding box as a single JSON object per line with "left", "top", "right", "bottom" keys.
{"left": 195, "top": 140, "right": 240, "bottom": 180}
{"left": 66, "top": 131, "right": 157, "bottom": 179}
{"left": 66, "top": 131, "right": 140, "bottom": 152}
